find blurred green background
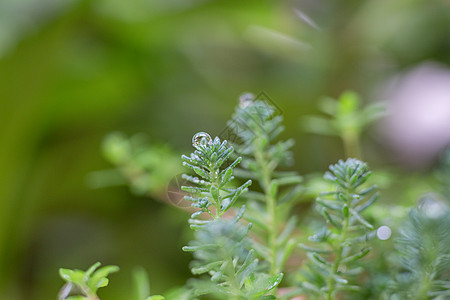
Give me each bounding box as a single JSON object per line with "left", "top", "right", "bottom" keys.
{"left": 0, "top": 0, "right": 449, "bottom": 299}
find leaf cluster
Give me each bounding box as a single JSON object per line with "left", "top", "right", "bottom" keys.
{"left": 58, "top": 262, "right": 119, "bottom": 300}
{"left": 387, "top": 196, "right": 450, "bottom": 299}
{"left": 301, "top": 91, "right": 384, "bottom": 157}
{"left": 93, "top": 132, "right": 181, "bottom": 197}
{"left": 228, "top": 97, "right": 303, "bottom": 276}
{"left": 300, "top": 91, "right": 384, "bottom": 139}
{"left": 299, "top": 158, "right": 378, "bottom": 298}
{"left": 181, "top": 132, "right": 251, "bottom": 219}
{"left": 184, "top": 219, "right": 283, "bottom": 299}
{"left": 181, "top": 132, "right": 282, "bottom": 299}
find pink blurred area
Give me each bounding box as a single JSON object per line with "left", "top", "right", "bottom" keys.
{"left": 380, "top": 62, "right": 450, "bottom": 168}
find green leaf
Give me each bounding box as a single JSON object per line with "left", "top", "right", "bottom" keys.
{"left": 298, "top": 243, "right": 332, "bottom": 254}
{"left": 300, "top": 116, "right": 336, "bottom": 136}
{"left": 341, "top": 248, "right": 371, "bottom": 264}
{"left": 92, "top": 265, "right": 120, "bottom": 279}
{"left": 349, "top": 209, "right": 373, "bottom": 229}
{"left": 342, "top": 204, "right": 349, "bottom": 218}
{"left": 88, "top": 265, "right": 119, "bottom": 292}
{"left": 133, "top": 267, "right": 150, "bottom": 300}
{"left": 210, "top": 185, "right": 219, "bottom": 201}
{"left": 338, "top": 91, "right": 359, "bottom": 114}
{"left": 264, "top": 273, "right": 284, "bottom": 291}
{"left": 274, "top": 175, "right": 302, "bottom": 186}
{"left": 59, "top": 268, "right": 75, "bottom": 283}
{"left": 84, "top": 262, "right": 101, "bottom": 278}
{"left": 268, "top": 181, "right": 278, "bottom": 199}
{"left": 191, "top": 261, "right": 223, "bottom": 275}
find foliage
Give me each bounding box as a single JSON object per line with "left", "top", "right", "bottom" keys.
{"left": 227, "top": 94, "right": 303, "bottom": 280}
{"left": 56, "top": 96, "right": 450, "bottom": 300}
{"left": 89, "top": 132, "right": 181, "bottom": 198}
{"left": 299, "top": 158, "right": 378, "bottom": 299}
{"left": 301, "top": 91, "right": 384, "bottom": 157}
{"left": 58, "top": 263, "right": 164, "bottom": 300}
{"left": 181, "top": 132, "right": 251, "bottom": 220}
{"left": 181, "top": 132, "right": 283, "bottom": 299}
{"left": 58, "top": 262, "right": 119, "bottom": 300}
{"left": 2, "top": 1, "right": 450, "bottom": 298}
{"left": 387, "top": 196, "right": 450, "bottom": 300}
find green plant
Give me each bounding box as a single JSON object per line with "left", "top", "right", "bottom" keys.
{"left": 57, "top": 94, "right": 450, "bottom": 300}
{"left": 387, "top": 196, "right": 450, "bottom": 300}
{"left": 227, "top": 96, "right": 303, "bottom": 281}
{"left": 58, "top": 263, "right": 164, "bottom": 300}
{"left": 181, "top": 132, "right": 283, "bottom": 299}
{"left": 88, "top": 132, "right": 181, "bottom": 199}
{"left": 299, "top": 158, "right": 378, "bottom": 299}
{"left": 58, "top": 262, "right": 120, "bottom": 300}
{"left": 301, "top": 91, "right": 384, "bottom": 158}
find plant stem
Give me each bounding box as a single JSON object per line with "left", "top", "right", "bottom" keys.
{"left": 327, "top": 190, "right": 351, "bottom": 300}
{"left": 209, "top": 165, "right": 222, "bottom": 219}
{"left": 82, "top": 286, "right": 100, "bottom": 300}
{"left": 254, "top": 141, "right": 279, "bottom": 276}
{"left": 342, "top": 131, "right": 361, "bottom": 159}
{"left": 224, "top": 256, "right": 241, "bottom": 300}
{"left": 417, "top": 271, "right": 431, "bottom": 300}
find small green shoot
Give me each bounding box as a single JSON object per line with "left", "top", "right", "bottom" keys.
{"left": 58, "top": 262, "right": 119, "bottom": 300}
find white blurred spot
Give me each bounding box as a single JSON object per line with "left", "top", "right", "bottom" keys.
{"left": 377, "top": 225, "right": 391, "bottom": 240}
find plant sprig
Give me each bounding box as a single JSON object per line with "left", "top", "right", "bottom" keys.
{"left": 181, "top": 132, "right": 251, "bottom": 220}
{"left": 181, "top": 132, "right": 283, "bottom": 299}
{"left": 228, "top": 96, "right": 303, "bottom": 280}
{"left": 301, "top": 91, "right": 384, "bottom": 158}
{"left": 299, "top": 158, "right": 378, "bottom": 299}
{"left": 58, "top": 262, "right": 119, "bottom": 300}
{"left": 387, "top": 196, "right": 450, "bottom": 300}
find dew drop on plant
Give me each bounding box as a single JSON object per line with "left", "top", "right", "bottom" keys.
{"left": 192, "top": 132, "right": 212, "bottom": 149}
{"left": 239, "top": 92, "right": 254, "bottom": 108}
{"left": 376, "top": 225, "right": 391, "bottom": 240}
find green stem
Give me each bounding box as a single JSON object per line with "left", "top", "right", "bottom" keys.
{"left": 209, "top": 166, "right": 222, "bottom": 219}
{"left": 417, "top": 271, "right": 431, "bottom": 300}
{"left": 327, "top": 191, "right": 351, "bottom": 300}
{"left": 225, "top": 257, "right": 241, "bottom": 300}
{"left": 254, "top": 142, "right": 279, "bottom": 277}
{"left": 82, "top": 285, "right": 100, "bottom": 300}
{"left": 342, "top": 131, "right": 361, "bottom": 159}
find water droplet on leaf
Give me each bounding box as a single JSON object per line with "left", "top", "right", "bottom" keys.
{"left": 192, "top": 132, "right": 212, "bottom": 149}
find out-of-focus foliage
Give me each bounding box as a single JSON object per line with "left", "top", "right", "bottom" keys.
{"left": 301, "top": 92, "right": 385, "bottom": 158}
{"left": 228, "top": 95, "right": 303, "bottom": 280}
{"left": 89, "top": 132, "right": 181, "bottom": 199}
{"left": 387, "top": 197, "right": 450, "bottom": 299}
{"left": 0, "top": 0, "right": 449, "bottom": 299}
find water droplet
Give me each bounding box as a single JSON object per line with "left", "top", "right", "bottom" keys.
{"left": 239, "top": 92, "right": 254, "bottom": 108}
{"left": 192, "top": 132, "right": 212, "bottom": 149}
{"left": 376, "top": 225, "right": 391, "bottom": 240}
